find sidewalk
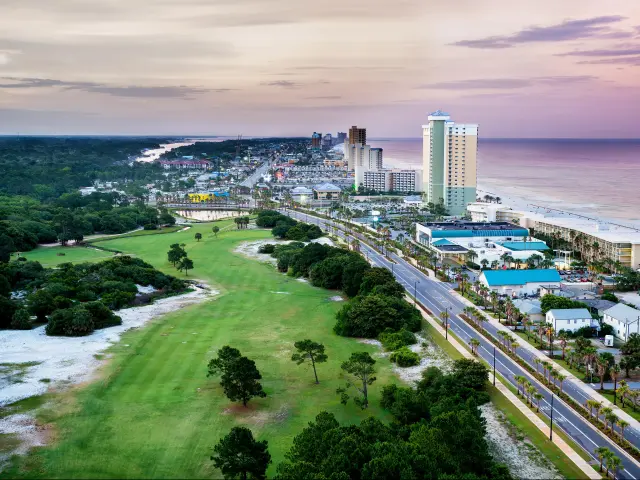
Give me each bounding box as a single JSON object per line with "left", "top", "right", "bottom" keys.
{"left": 416, "top": 303, "right": 599, "bottom": 480}
{"left": 453, "top": 289, "right": 640, "bottom": 430}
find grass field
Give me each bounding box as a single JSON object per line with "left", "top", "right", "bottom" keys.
{"left": 16, "top": 246, "right": 117, "bottom": 267}
{"left": 7, "top": 220, "right": 397, "bottom": 478}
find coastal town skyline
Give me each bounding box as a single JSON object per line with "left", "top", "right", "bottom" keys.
{"left": 1, "top": 0, "right": 640, "bottom": 137}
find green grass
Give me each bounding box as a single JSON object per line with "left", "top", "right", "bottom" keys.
{"left": 87, "top": 225, "right": 184, "bottom": 243}
{"left": 599, "top": 390, "right": 640, "bottom": 422}
{"left": 15, "top": 247, "right": 116, "bottom": 267}
{"left": 6, "top": 220, "right": 397, "bottom": 479}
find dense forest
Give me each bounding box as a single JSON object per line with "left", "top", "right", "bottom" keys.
{"left": 0, "top": 137, "right": 180, "bottom": 258}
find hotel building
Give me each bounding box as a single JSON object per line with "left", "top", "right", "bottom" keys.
{"left": 422, "top": 110, "right": 478, "bottom": 216}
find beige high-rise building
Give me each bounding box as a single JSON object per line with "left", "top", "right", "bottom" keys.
{"left": 422, "top": 110, "right": 478, "bottom": 216}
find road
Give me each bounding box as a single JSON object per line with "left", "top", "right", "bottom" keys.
{"left": 241, "top": 160, "right": 271, "bottom": 188}
{"left": 285, "top": 209, "right": 640, "bottom": 480}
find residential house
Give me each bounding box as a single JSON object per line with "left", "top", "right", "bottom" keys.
{"left": 546, "top": 308, "right": 595, "bottom": 334}
{"left": 602, "top": 303, "right": 640, "bottom": 342}
{"left": 479, "top": 269, "right": 561, "bottom": 297}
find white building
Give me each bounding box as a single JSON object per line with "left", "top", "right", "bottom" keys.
{"left": 514, "top": 299, "right": 544, "bottom": 323}
{"left": 546, "top": 308, "right": 595, "bottom": 333}
{"left": 603, "top": 303, "right": 640, "bottom": 342}
{"left": 362, "top": 169, "right": 423, "bottom": 193}
{"left": 369, "top": 148, "right": 383, "bottom": 170}
{"left": 479, "top": 269, "right": 561, "bottom": 297}
{"left": 290, "top": 186, "right": 313, "bottom": 204}
{"left": 467, "top": 203, "right": 524, "bottom": 224}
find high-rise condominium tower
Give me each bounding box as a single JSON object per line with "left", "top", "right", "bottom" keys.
{"left": 348, "top": 126, "right": 366, "bottom": 145}
{"left": 422, "top": 110, "right": 477, "bottom": 216}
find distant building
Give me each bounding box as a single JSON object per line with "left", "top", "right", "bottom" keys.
{"left": 159, "top": 160, "right": 211, "bottom": 170}
{"left": 348, "top": 126, "right": 366, "bottom": 145}
{"left": 422, "top": 110, "right": 478, "bottom": 216}
{"left": 311, "top": 132, "right": 322, "bottom": 149}
{"left": 603, "top": 303, "right": 640, "bottom": 342}
{"left": 322, "top": 133, "right": 333, "bottom": 151}
{"left": 336, "top": 132, "right": 347, "bottom": 143}
{"left": 290, "top": 186, "right": 313, "bottom": 204}
{"left": 369, "top": 148, "right": 383, "bottom": 170}
{"left": 479, "top": 269, "right": 562, "bottom": 297}
{"left": 79, "top": 187, "right": 97, "bottom": 196}
{"left": 363, "top": 171, "right": 391, "bottom": 192}
{"left": 546, "top": 308, "right": 595, "bottom": 333}
{"left": 313, "top": 183, "right": 342, "bottom": 200}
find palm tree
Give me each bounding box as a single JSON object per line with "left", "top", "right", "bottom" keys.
{"left": 608, "top": 455, "right": 622, "bottom": 479}
{"left": 470, "top": 338, "right": 480, "bottom": 356}
{"left": 617, "top": 381, "right": 630, "bottom": 408}
{"left": 556, "top": 373, "right": 567, "bottom": 395}
{"left": 542, "top": 362, "right": 552, "bottom": 384}
{"left": 515, "top": 375, "right": 526, "bottom": 396}
{"left": 533, "top": 392, "right": 543, "bottom": 412}
{"left": 534, "top": 358, "right": 542, "bottom": 375}
{"left": 525, "top": 384, "right": 536, "bottom": 406}
{"left": 594, "top": 446, "right": 611, "bottom": 473}
{"left": 606, "top": 411, "right": 618, "bottom": 434}
{"left": 610, "top": 364, "right": 621, "bottom": 401}
{"left": 595, "top": 354, "right": 609, "bottom": 391}
{"left": 522, "top": 314, "right": 532, "bottom": 340}
{"left": 618, "top": 419, "right": 630, "bottom": 442}
{"left": 600, "top": 406, "right": 613, "bottom": 428}
{"left": 490, "top": 291, "right": 499, "bottom": 315}
{"left": 586, "top": 399, "right": 600, "bottom": 420}
{"left": 558, "top": 331, "right": 569, "bottom": 360}
{"left": 511, "top": 341, "right": 520, "bottom": 355}
{"left": 537, "top": 323, "right": 546, "bottom": 348}
{"left": 439, "top": 310, "right": 450, "bottom": 334}
{"left": 546, "top": 324, "right": 555, "bottom": 356}
{"left": 481, "top": 259, "right": 489, "bottom": 269}
{"left": 490, "top": 260, "right": 499, "bottom": 270}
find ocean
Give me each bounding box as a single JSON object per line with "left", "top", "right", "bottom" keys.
{"left": 369, "top": 138, "right": 640, "bottom": 228}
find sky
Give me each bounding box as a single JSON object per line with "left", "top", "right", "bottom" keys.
{"left": 1, "top": 0, "right": 640, "bottom": 138}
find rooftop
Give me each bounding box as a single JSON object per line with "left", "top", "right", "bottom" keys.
{"left": 481, "top": 269, "right": 561, "bottom": 286}
{"left": 547, "top": 308, "right": 592, "bottom": 320}
{"left": 603, "top": 303, "right": 640, "bottom": 324}
{"left": 313, "top": 183, "right": 342, "bottom": 192}
{"left": 419, "top": 221, "right": 528, "bottom": 238}
{"left": 513, "top": 299, "right": 542, "bottom": 315}
{"left": 499, "top": 241, "right": 549, "bottom": 251}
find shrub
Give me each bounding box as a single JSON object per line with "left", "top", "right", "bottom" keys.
{"left": 379, "top": 329, "right": 417, "bottom": 351}
{"left": 390, "top": 347, "right": 420, "bottom": 367}
{"left": 258, "top": 244, "right": 276, "bottom": 254}
{"left": 46, "top": 306, "right": 95, "bottom": 336}
{"left": 143, "top": 223, "right": 158, "bottom": 230}
{"left": 10, "top": 308, "right": 32, "bottom": 330}
{"left": 101, "top": 291, "right": 136, "bottom": 309}
{"left": 83, "top": 300, "right": 122, "bottom": 329}
{"left": 601, "top": 292, "right": 619, "bottom": 303}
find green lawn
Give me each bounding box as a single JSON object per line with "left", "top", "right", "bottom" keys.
{"left": 16, "top": 246, "right": 117, "bottom": 267}
{"left": 7, "top": 220, "right": 397, "bottom": 479}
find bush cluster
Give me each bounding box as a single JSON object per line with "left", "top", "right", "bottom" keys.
{"left": 379, "top": 328, "right": 417, "bottom": 351}
{"left": 389, "top": 347, "right": 420, "bottom": 367}
{"left": 256, "top": 210, "right": 323, "bottom": 241}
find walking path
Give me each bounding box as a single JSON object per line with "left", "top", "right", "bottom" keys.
{"left": 416, "top": 302, "right": 600, "bottom": 480}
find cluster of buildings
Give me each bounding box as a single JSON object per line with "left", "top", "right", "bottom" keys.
{"left": 158, "top": 159, "right": 212, "bottom": 170}
{"left": 311, "top": 131, "right": 347, "bottom": 151}
{"left": 467, "top": 202, "right": 640, "bottom": 270}
{"left": 342, "top": 126, "right": 423, "bottom": 194}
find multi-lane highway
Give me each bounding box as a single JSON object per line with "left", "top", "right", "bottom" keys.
{"left": 284, "top": 208, "right": 640, "bottom": 480}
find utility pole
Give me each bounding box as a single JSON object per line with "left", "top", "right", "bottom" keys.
{"left": 493, "top": 347, "right": 496, "bottom": 386}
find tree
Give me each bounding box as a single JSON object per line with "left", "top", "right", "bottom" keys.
{"left": 337, "top": 352, "right": 376, "bottom": 409}
{"left": 596, "top": 352, "right": 615, "bottom": 391}
{"left": 167, "top": 243, "right": 187, "bottom": 266}
{"left": 178, "top": 256, "right": 194, "bottom": 275}
{"left": 558, "top": 331, "right": 569, "bottom": 360}
{"left": 195, "top": 232, "right": 202, "bottom": 242}
{"left": 594, "top": 446, "right": 610, "bottom": 472}
{"left": 211, "top": 426, "right": 271, "bottom": 480}
{"left": 291, "top": 340, "right": 327, "bottom": 384}
{"left": 207, "top": 346, "right": 267, "bottom": 407}
{"left": 10, "top": 308, "right": 32, "bottom": 330}
{"left": 618, "top": 419, "right": 630, "bottom": 442}
{"left": 212, "top": 226, "right": 220, "bottom": 238}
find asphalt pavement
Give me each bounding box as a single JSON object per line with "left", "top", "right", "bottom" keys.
{"left": 284, "top": 209, "right": 640, "bottom": 480}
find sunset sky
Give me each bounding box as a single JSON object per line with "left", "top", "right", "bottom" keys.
{"left": 1, "top": 0, "right": 639, "bottom": 137}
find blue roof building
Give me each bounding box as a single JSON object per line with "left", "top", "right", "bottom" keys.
{"left": 480, "top": 269, "right": 561, "bottom": 297}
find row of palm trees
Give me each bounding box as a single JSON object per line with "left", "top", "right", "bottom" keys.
{"left": 514, "top": 375, "right": 544, "bottom": 412}
{"left": 586, "top": 398, "right": 631, "bottom": 442}
{"left": 594, "top": 446, "right": 623, "bottom": 478}
{"left": 531, "top": 358, "right": 567, "bottom": 393}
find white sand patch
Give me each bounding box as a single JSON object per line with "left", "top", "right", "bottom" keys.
{"left": 136, "top": 284, "right": 156, "bottom": 294}
{"left": 271, "top": 291, "right": 290, "bottom": 295}
{"left": 0, "top": 413, "right": 49, "bottom": 468}
{"left": 234, "top": 240, "right": 293, "bottom": 265}
{"left": 329, "top": 295, "right": 344, "bottom": 302}
{"left": 393, "top": 333, "right": 454, "bottom": 384}
{"left": 296, "top": 278, "right": 309, "bottom": 283}
{"left": 310, "top": 237, "right": 335, "bottom": 246}
{"left": 0, "top": 285, "right": 216, "bottom": 407}
{"left": 480, "top": 403, "right": 562, "bottom": 480}
{"left": 177, "top": 226, "right": 191, "bottom": 232}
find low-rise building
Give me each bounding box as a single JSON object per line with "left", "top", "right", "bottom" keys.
{"left": 479, "top": 269, "right": 561, "bottom": 297}
{"left": 159, "top": 160, "right": 211, "bottom": 170}
{"left": 513, "top": 299, "right": 544, "bottom": 323}
{"left": 602, "top": 303, "right": 640, "bottom": 342}
{"left": 313, "top": 183, "right": 342, "bottom": 200}
{"left": 546, "top": 308, "right": 595, "bottom": 333}
{"left": 290, "top": 186, "right": 313, "bottom": 204}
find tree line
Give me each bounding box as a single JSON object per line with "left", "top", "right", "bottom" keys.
{"left": 0, "top": 256, "right": 187, "bottom": 334}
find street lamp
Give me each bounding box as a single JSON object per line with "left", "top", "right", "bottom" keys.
{"left": 549, "top": 393, "right": 554, "bottom": 441}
